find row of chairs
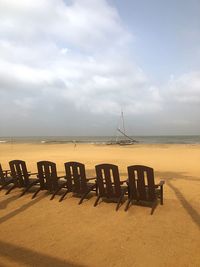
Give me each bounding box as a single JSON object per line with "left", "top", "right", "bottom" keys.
{"left": 0, "top": 160, "right": 165, "bottom": 214}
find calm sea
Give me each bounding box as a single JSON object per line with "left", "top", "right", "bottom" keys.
{"left": 0, "top": 136, "right": 200, "bottom": 144}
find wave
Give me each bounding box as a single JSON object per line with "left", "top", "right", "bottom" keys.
{"left": 41, "top": 140, "right": 73, "bottom": 144}
{"left": 1, "top": 135, "right": 200, "bottom": 145}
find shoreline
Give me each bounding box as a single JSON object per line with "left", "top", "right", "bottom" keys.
{"left": 0, "top": 135, "right": 200, "bottom": 145}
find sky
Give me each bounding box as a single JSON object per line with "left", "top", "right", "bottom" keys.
{"left": 0, "top": 0, "right": 200, "bottom": 136}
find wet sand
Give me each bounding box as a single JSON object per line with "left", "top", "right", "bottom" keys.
{"left": 0, "top": 143, "right": 200, "bottom": 267}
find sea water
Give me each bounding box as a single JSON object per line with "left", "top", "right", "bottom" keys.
{"left": 0, "top": 135, "right": 200, "bottom": 144}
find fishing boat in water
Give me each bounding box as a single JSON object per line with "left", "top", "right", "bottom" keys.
{"left": 107, "top": 111, "right": 138, "bottom": 145}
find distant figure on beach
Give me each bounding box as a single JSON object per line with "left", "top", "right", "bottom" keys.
{"left": 73, "top": 140, "right": 77, "bottom": 149}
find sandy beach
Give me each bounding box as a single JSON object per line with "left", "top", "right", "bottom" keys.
{"left": 0, "top": 143, "right": 200, "bottom": 267}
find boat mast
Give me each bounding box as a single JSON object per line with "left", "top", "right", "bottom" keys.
{"left": 121, "top": 110, "right": 126, "bottom": 134}
{"left": 117, "top": 110, "right": 137, "bottom": 143}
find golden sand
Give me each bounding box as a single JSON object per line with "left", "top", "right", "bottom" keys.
{"left": 0, "top": 143, "right": 200, "bottom": 267}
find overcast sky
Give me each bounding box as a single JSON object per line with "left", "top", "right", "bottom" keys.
{"left": 0, "top": 0, "right": 200, "bottom": 136}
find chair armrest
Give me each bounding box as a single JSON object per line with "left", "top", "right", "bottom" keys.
{"left": 103, "top": 180, "right": 127, "bottom": 185}
{"left": 27, "top": 172, "right": 38, "bottom": 177}
{"left": 87, "top": 177, "right": 96, "bottom": 181}
{"left": 155, "top": 180, "right": 165, "bottom": 187}
{"left": 58, "top": 175, "right": 66, "bottom": 179}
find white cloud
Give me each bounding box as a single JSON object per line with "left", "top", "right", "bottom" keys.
{"left": 167, "top": 71, "right": 200, "bottom": 103}
{"left": 0, "top": 0, "right": 160, "bottom": 117}
{"left": 0, "top": 0, "right": 200, "bottom": 135}
{"left": 0, "top": 0, "right": 132, "bottom": 50}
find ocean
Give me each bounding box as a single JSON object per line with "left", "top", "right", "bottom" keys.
{"left": 0, "top": 135, "right": 200, "bottom": 144}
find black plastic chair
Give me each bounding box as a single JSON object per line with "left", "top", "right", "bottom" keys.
{"left": 125, "top": 165, "right": 165, "bottom": 214}
{"left": 51, "top": 161, "right": 97, "bottom": 204}
{"left": 1, "top": 160, "right": 39, "bottom": 196}
{"left": 94, "top": 164, "right": 128, "bottom": 211}
{"left": 32, "top": 161, "right": 67, "bottom": 199}
{"left": 0, "top": 163, "right": 13, "bottom": 188}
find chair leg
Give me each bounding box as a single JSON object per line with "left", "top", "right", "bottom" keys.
{"left": 150, "top": 201, "right": 157, "bottom": 215}
{"left": 79, "top": 184, "right": 96, "bottom": 205}
{"left": 5, "top": 184, "right": 17, "bottom": 195}
{"left": 160, "top": 186, "right": 163, "bottom": 205}
{"left": 125, "top": 198, "right": 132, "bottom": 211}
{"left": 79, "top": 189, "right": 90, "bottom": 205}
{"left": 116, "top": 187, "right": 128, "bottom": 211}
{"left": 0, "top": 184, "right": 6, "bottom": 191}
{"left": 20, "top": 182, "right": 38, "bottom": 197}
{"left": 116, "top": 192, "right": 125, "bottom": 211}
{"left": 20, "top": 187, "right": 29, "bottom": 197}
{"left": 94, "top": 196, "right": 101, "bottom": 207}
{"left": 32, "top": 188, "right": 41, "bottom": 199}
{"left": 50, "top": 187, "right": 62, "bottom": 200}
{"left": 0, "top": 180, "right": 14, "bottom": 191}
{"left": 59, "top": 190, "right": 69, "bottom": 202}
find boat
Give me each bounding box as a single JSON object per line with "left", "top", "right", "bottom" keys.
{"left": 107, "top": 111, "right": 138, "bottom": 145}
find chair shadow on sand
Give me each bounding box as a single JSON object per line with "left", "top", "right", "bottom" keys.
{"left": 0, "top": 194, "right": 19, "bottom": 210}
{"left": 0, "top": 240, "right": 86, "bottom": 267}
{"left": 0, "top": 168, "right": 199, "bottom": 229}
{"left": 155, "top": 171, "right": 200, "bottom": 230}
{"left": 119, "top": 170, "right": 200, "bottom": 228}
{"left": 0, "top": 194, "right": 47, "bottom": 225}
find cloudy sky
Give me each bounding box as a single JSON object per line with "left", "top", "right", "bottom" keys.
{"left": 0, "top": 0, "right": 200, "bottom": 136}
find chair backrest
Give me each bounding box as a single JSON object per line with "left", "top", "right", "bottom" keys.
{"left": 127, "top": 165, "right": 156, "bottom": 202}
{"left": 64, "top": 162, "right": 88, "bottom": 194}
{"left": 95, "top": 164, "right": 122, "bottom": 198}
{"left": 0, "top": 164, "right": 6, "bottom": 184}
{"left": 37, "top": 161, "right": 58, "bottom": 192}
{"left": 9, "top": 160, "right": 30, "bottom": 187}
